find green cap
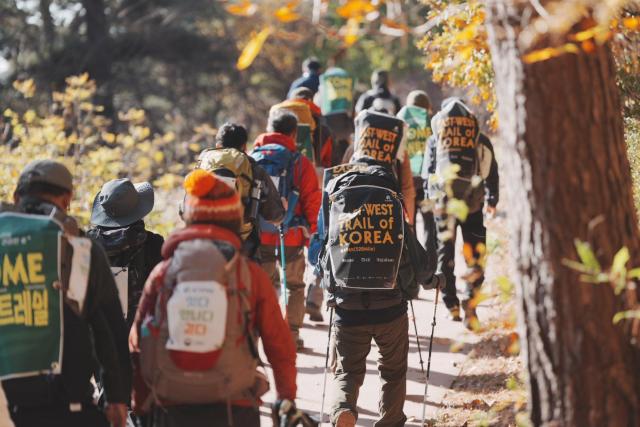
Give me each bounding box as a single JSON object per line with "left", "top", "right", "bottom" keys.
{"left": 18, "top": 160, "right": 73, "bottom": 193}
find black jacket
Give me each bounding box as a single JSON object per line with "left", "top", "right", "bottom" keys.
{"left": 355, "top": 86, "right": 402, "bottom": 115}
{"left": 422, "top": 132, "right": 499, "bottom": 211}
{"left": 89, "top": 224, "right": 164, "bottom": 330}
{"left": 3, "top": 199, "right": 132, "bottom": 407}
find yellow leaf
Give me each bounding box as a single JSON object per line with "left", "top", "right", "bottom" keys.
{"left": 274, "top": 5, "right": 300, "bottom": 23}
{"left": 623, "top": 16, "right": 640, "bottom": 30}
{"left": 153, "top": 151, "right": 165, "bottom": 163}
{"left": 188, "top": 143, "right": 201, "bottom": 152}
{"left": 236, "top": 27, "right": 272, "bottom": 71}
{"left": 336, "top": 0, "right": 375, "bottom": 19}
{"left": 102, "top": 132, "right": 116, "bottom": 144}
{"left": 226, "top": 0, "right": 257, "bottom": 17}
{"left": 343, "top": 18, "right": 360, "bottom": 47}
{"left": 13, "top": 79, "right": 36, "bottom": 98}
{"left": 23, "top": 110, "right": 37, "bottom": 124}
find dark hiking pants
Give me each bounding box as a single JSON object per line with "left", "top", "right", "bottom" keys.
{"left": 10, "top": 403, "right": 109, "bottom": 427}
{"left": 152, "top": 404, "right": 259, "bottom": 427}
{"left": 330, "top": 313, "right": 408, "bottom": 427}
{"left": 435, "top": 208, "right": 486, "bottom": 309}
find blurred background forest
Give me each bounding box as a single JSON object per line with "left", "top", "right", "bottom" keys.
{"left": 1, "top": 0, "right": 640, "bottom": 224}
{"left": 0, "top": 0, "right": 438, "bottom": 136}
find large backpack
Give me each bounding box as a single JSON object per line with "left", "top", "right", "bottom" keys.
{"left": 430, "top": 100, "right": 481, "bottom": 209}
{"left": 270, "top": 100, "right": 315, "bottom": 161}
{"left": 0, "top": 211, "right": 91, "bottom": 380}
{"left": 352, "top": 110, "right": 404, "bottom": 167}
{"left": 196, "top": 148, "right": 255, "bottom": 240}
{"left": 323, "top": 166, "right": 405, "bottom": 291}
{"left": 397, "top": 105, "right": 431, "bottom": 176}
{"left": 140, "top": 239, "right": 259, "bottom": 404}
{"left": 250, "top": 144, "right": 304, "bottom": 233}
{"left": 319, "top": 67, "right": 354, "bottom": 115}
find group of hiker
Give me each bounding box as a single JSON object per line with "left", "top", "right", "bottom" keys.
{"left": 0, "top": 57, "right": 498, "bottom": 427}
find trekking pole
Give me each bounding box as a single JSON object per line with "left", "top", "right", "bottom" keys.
{"left": 319, "top": 307, "right": 334, "bottom": 425}
{"left": 409, "top": 300, "right": 426, "bottom": 378}
{"left": 278, "top": 225, "right": 288, "bottom": 308}
{"left": 421, "top": 287, "right": 440, "bottom": 426}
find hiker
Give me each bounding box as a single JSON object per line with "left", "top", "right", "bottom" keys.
{"left": 316, "top": 110, "right": 436, "bottom": 426}
{"left": 289, "top": 87, "right": 334, "bottom": 168}
{"left": 287, "top": 57, "right": 322, "bottom": 98}
{"left": 129, "top": 169, "right": 297, "bottom": 427}
{"left": 354, "top": 69, "right": 402, "bottom": 116}
{"left": 424, "top": 98, "right": 499, "bottom": 328}
{"left": 251, "top": 110, "right": 321, "bottom": 349}
{"left": 197, "top": 122, "right": 285, "bottom": 260}
{"left": 342, "top": 109, "right": 417, "bottom": 224}
{"left": 397, "top": 90, "right": 434, "bottom": 228}
{"left": 271, "top": 97, "right": 322, "bottom": 167}
{"left": 88, "top": 179, "right": 164, "bottom": 330}
{"left": 318, "top": 67, "right": 354, "bottom": 165}
{"left": 0, "top": 160, "right": 131, "bottom": 427}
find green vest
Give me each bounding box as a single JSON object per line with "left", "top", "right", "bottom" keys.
{"left": 0, "top": 213, "right": 64, "bottom": 380}
{"left": 397, "top": 105, "right": 431, "bottom": 176}
{"left": 320, "top": 68, "right": 354, "bottom": 115}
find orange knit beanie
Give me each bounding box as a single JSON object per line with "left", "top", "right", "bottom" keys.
{"left": 182, "top": 169, "right": 243, "bottom": 231}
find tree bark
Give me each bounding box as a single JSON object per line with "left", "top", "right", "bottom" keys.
{"left": 484, "top": 1, "right": 640, "bottom": 425}
{"left": 39, "top": 0, "right": 54, "bottom": 58}
{"left": 81, "top": 0, "right": 114, "bottom": 120}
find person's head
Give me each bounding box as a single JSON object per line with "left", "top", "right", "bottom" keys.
{"left": 91, "top": 178, "right": 154, "bottom": 228}
{"left": 289, "top": 87, "right": 314, "bottom": 101}
{"left": 302, "top": 57, "right": 322, "bottom": 75}
{"left": 181, "top": 169, "right": 243, "bottom": 232}
{"left": 267, "top": 109, "right": 298, "bottom": 139}
{"left": 371, "top": 69, "right": 390, "bottom": 89}
{"left": 406, "top": 90, "right": 431, "bottom": 113}
{"left": 14, "top": 160, "right": 73, "bottom": 211}
{"left": 215, "top": 122, "right": 248, "bottom": 151}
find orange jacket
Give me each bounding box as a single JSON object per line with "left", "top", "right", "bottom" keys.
{"left": 254, "top": 132, "right": 321, "bottom": 247}
{"left": 131, "top": 224, "right": 297, "bottom": 409}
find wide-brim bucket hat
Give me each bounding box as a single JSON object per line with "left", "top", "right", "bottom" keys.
{"left": 91, "top": 178, "right": 154, "bottom": 227}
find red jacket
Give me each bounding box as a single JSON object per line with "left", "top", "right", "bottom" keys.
{"left": 254, "top": 132, "right": 321, "bottom": 247}
{"left": 131, "top": 224, "right": 297, "bottom": 409}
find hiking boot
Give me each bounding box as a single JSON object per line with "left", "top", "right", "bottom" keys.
{"left": 291, "top": 330, "right": 304, "bottom": 351}
{"left": 447, "top": 304, "right": 462, "bottom": 321}
{"left": 306, "top": 303, "right": 324, "bottom": 322}
{"left": 335, "top": 410, "right": 356, "bottom": 427}
{"left": 462, "top": 299, "right": 479, "bottom": 331}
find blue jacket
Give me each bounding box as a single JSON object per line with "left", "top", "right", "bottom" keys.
{"left": 287, "top": 72, "right": 320, "bottom": 98}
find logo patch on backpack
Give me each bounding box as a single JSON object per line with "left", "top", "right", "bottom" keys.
{"left": 353, "top": 110, "right": 404, "bottom": 165}
{"left": 327, "top": 185, "right": 404, "bottom": 290}
{"left": 166, "top": 280, "right": 227, "bottom": 353}
{"left": 431, "top": 100, "right": 481, "bottom": 204}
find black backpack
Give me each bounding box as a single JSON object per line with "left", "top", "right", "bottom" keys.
{"left": 431, "top": 100, "right": 481, "bottom": 209}
{"left": 320, "top": 165, "right": 433, "bottom": 299}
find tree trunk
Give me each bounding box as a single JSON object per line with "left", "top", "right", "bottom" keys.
{"left": 484, "top": 1, "right": 640, "bottom": 425}
{"left": 39, "top": 0, "right": 55, "bottom": 58}
{"left": 81, "top": 0, "right": 114, "bottom": 120}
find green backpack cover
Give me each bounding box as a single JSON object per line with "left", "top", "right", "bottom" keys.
{"left": 0, "top": 213, "right": 64, "bottom": 380}
{"left": 397, "top": 105, "right": 431, "bottom": 176}
{"left": 320, "top": 67, "right": 354, "bottom": 115}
